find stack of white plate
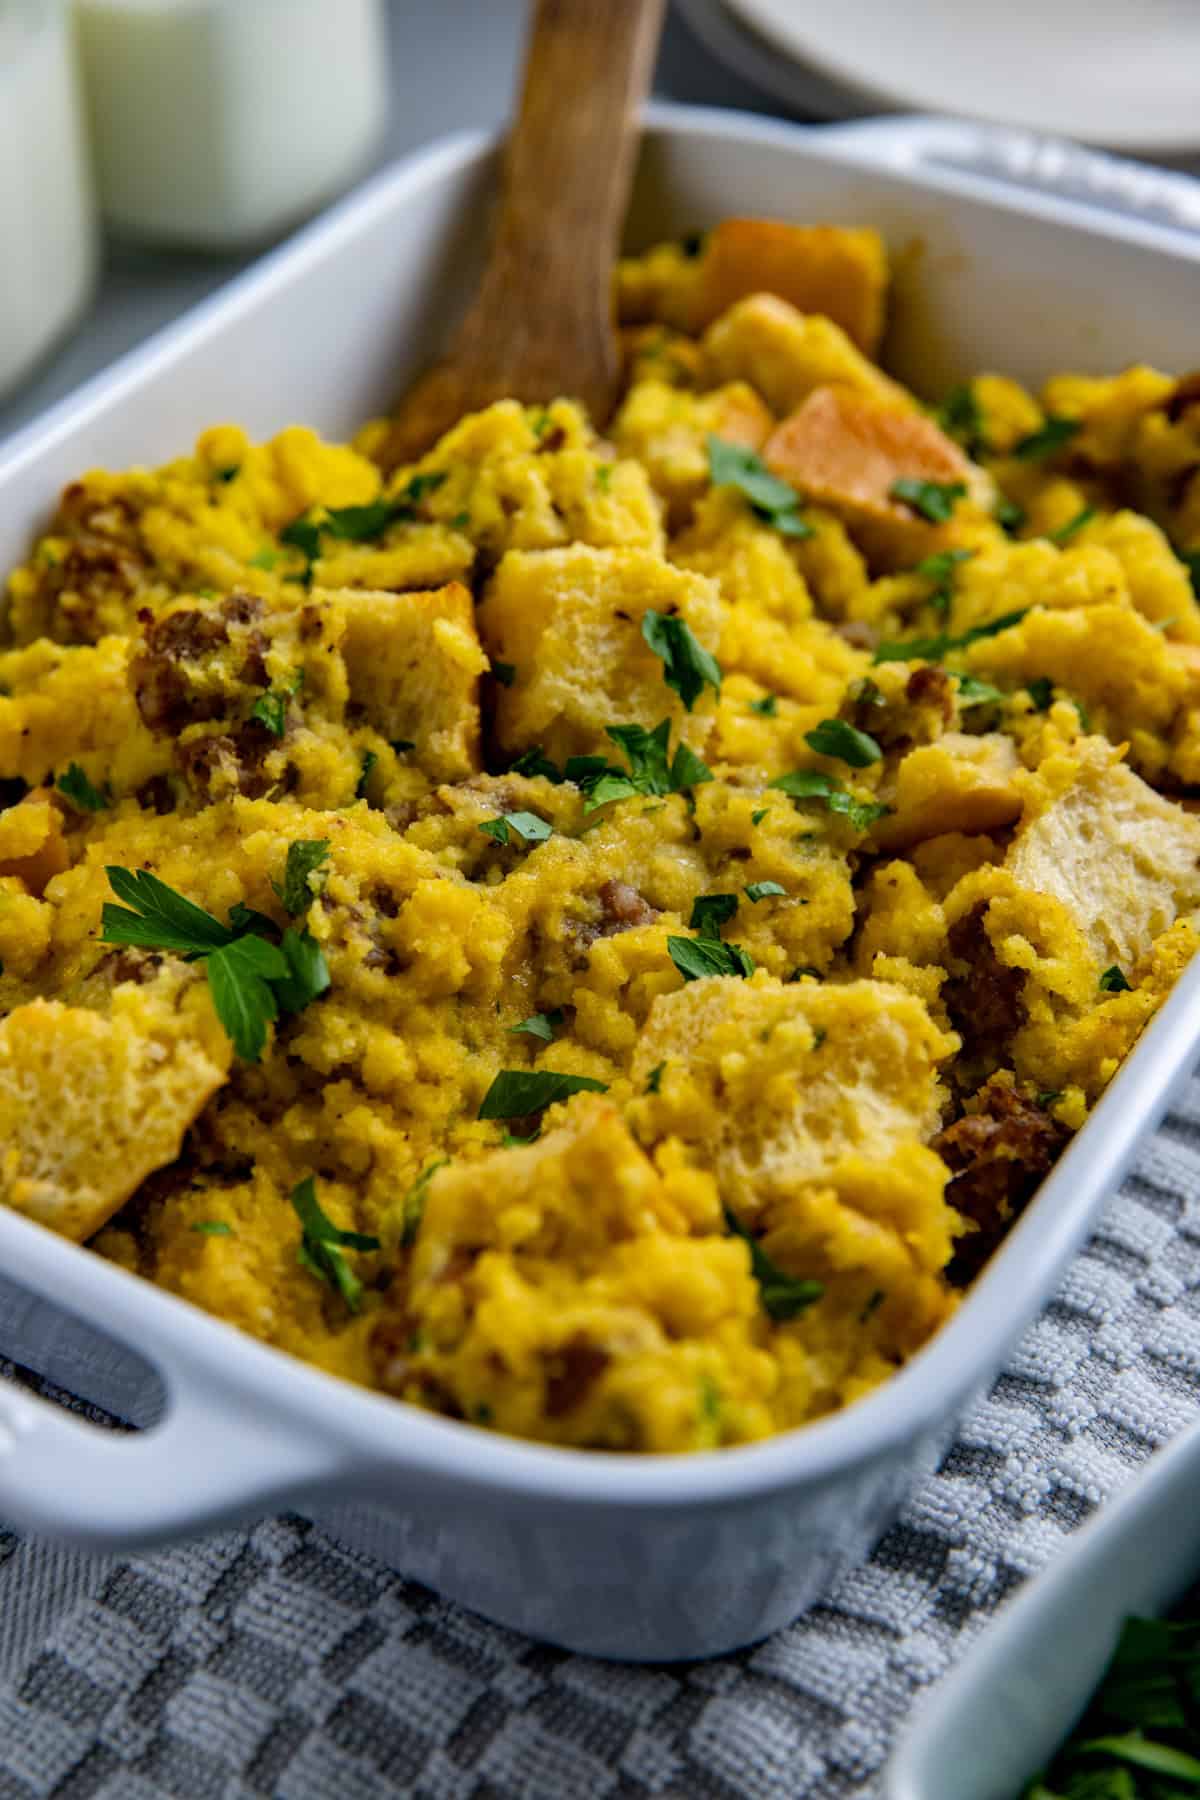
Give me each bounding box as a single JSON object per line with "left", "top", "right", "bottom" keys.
{"left": 677, "top": 0, "right": 1200, "bottom": 156}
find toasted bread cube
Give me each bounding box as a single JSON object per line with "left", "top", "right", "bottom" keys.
{"left": 0, "top": 984, "right": 232, "bottom": 1243}
{"left": 477, "top": 545, "right": 723, "bottom": 764}
{"left": 765, "top": 384, "right": 989, "bottom": 565}
{"left": 873, "top": 734, "right": 1022, "bottom": 853}
{"left": 612, "top": 378, "right": 773, "bottom": 529}
{"left": 1008, "top": 742, "right": 1200, "bottom": 972}
{"left": 337, "top": 583, "right": 486, "bottom": 782}
{"left": 703, "top": 296, "right": 908, "bottom": 418}
{"left": 0, "top": 636, "right": 167, "bottom": 796}
{"left": 690, "top": 219, "right": 888, "bottom": 353}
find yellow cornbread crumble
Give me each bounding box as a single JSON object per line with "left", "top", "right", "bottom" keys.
{"left": 2, "top": 216, "right": 1200, "bottom": 1452}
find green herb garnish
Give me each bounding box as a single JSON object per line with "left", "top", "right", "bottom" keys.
{"left": 1013, "top": 415, "right": 1080, "bottom": 461}
{"left": 250, "top": 689, "right": 292, "bottom": 738}
{"left": 995, "top": 494, "right": 1027, "bottom": 534}
{"left": 768, "top": 769, "right": 889, "bottom": 834}
{"left": 399, "top": 1159, "right": 449, "bottom": 1247}
{"left": 936, "top": 385, "right": 987, "bottom": 457}
{"left": 955, "top": 675, "right": 1005, "bottom": 707}
{"left": 641, "top": 611, "right": 722, "bottom": 711}
{"left": 101, "top": 867, "right": 327, "bottom": 1061}
{"left": 569, "top": 720, "right": 713, "bottom": 812}
{"left": 706, "top": 435, "right": 812, "bottom": 538}
{"left": 56, "top": 763, "right": 110, "bottom": 812}
{"left": 510, "top": 1009, "right": 564, "bottom": 1043}
{"left": 191, "top": 1220, "right": 233, "bottom": 1236}
{"left": 645, "top": 1062, "right": 666, "bottom": 1095}
{"left": 291, "top": 1175, "right": 379, "bottom": 1313}
{"left": 667, "top": 935, "right": 754, "bottom": 983}
{"left": 690, "top": 893, "right": 739, "bottom": 938}
{"left": 1050, "top": 506, "right": 1096, "bottom": 545}
{"left": 477, "top": 811, "right": 553, "bottom": 847}
{"left": 508, "top": 745, "right": 562, "bottom": 782}
{"left": 492, "top": 661, "right": 516, "bottom": 687}
{"left": 889, "top": 477, "right": 967, "bottom": 523}
{"left": 724, "top": 1205, "right": 822, "bottom": 1321}
{"left": 750, "top": 694, "right": 778, "bottom": 717}
{"left": 874, "top": 607, "right": 1030, "bottom": 665}
{"left": 273, "top": 840, "right": 330, "bottom": 915}
{"left": 804, "top": 718, "right": 883, "bottom": 768}
{"left": 913, "top": 547, "right": 975, "bottom": 617}
{"left": 745, "top": 881, "right": 787, "bottom": 902}
{"left": 1028, "top": 677, "right": 1055, "bottom": 711}
{"left": 356, "top": 751, "right": 378, "bottom": 800}
{"left": 1100, "top": 965, "right": 1132, "bottom": 993}
{"left": 478, "top": 1069, "right": 608, "bottom": 1119}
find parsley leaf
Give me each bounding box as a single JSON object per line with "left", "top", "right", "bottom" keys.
{"left": 291, "top": 1175, "right": 379, "bottom": 1313}
{"left": 936, "top": 384, "right": 987, "bottom": 456}
{"left": 641, "top": 611, "right": 722, "bottom": 711}
{"left": 889, "top": 477, "right": 967, "bottom": 523}
{"left": 509, "top": 745, "right": 562, "bottom": 781}
{"left": 1099, "top": 965, "right": 1132, "bottom": 993}
{"left": 102, "top": 867, "right": 233, "bottom": 956}
{"left": 510, "top": 1009, "right": 564, "bottom": 1042}
{"left": 249, "top": 689, "right": 291, "bottom": 738}
{"left": 745, "top": 881, "right": 786, "bottom": 902}
{"left": 645, "top": 1061, "right": 665, "bottom": 1094}
{"left": 1050, "top": 506, "right": 1096, "bottom": 544}
{"left": 273, "top": 839, "right": 330, "bottom": 915}
{"left": 724, "top": 1206, "right": 823, "bottom": 1321}
{"left": 768, "top": 769, "right": 889, "bottom": 834}
{"left": 272, "top": 927, "right": 330, "bottom": 1014}
{"left": 750, "top": 695, "right": 778, "bottom": 716}
{"left": 690, "top": 893, "right": 738, "bottom": 937}
{"left": 1027, "top": 677, "right": 1055, "bottom": 711}
{"left": 492, "top": 661, "right": 516, "bottom": 687}
{"left": 356, "top": 751, "right": 378, "bottom": 799}
{"left": 994, "top": 494, "right": 1027, "bottom": 534}
{"left": 281, "top": 479, "right": 447, "bottom": 578}
{"left": 478, "top": 1070, "right": 608, "bottom": 1119}
{"left": 398, "top": 1158, "right": 449, "bottom": 1247}
{"left": 874, "top": 607, "right": 1030, "bottom": 664}
{"left": 667, "top": 935, "right": 754, "bottom": 982}
{"left": 607, "top": 720, "right": 672, "bottom": 794}
{"left": 955, "top": 675, "right": 1005, "bottom": 707}
{"left": 205, "top": 934, "right": 288, "bottom": 1061}
{"left": 804, "top": 718, "right": 883, "bottom": 768}
{"left": 477, "top": 811, "right": 553, "bottom": 847}
{"left": 913, "top": 547, "right": 975, "bottom": 617}
{"left": 1013, "top": 415, "right": 1080, "bottom": 461}
{"left": 668, "top": 740, "right": 714, "bottom": 791}
{"left": 191, "top": 1220, "right": 233, "bottom": 1236}
{"left": 707, "top": 435, "right": 812, "bottom": 538}
{"left": 569, "top": 721, "right": 712, "bottom": 811}
{"left": 56, "top": 763, "right": 110, "bottom": 812}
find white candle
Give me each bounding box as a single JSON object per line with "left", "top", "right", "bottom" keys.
{"left": 0, "top": 0, "right": 97, "bottom": 400}
{"left": 74, "top": 0, "right": 389, "bottom": 249}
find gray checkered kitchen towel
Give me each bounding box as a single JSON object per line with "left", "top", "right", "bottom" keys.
{"left": 3, "top": 1076, "right": 1200, "bottom": 1799}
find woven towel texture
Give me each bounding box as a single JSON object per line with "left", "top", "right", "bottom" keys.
{"left": 2, "top": 1073, "right": 1200, "bottom": 1800}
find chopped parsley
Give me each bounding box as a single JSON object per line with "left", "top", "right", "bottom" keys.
{"left": 101, "top": 867, "right": 328, "bottom": 1061}
{"left": 913, "top": 547, "right": 975, "bottom": 617}
{"left": 249, "top": 689, "right": 292, "bottom": 738}
{"left": 690, "top": 893, "right": 739, "bottom": 938}
{"left": 477, "top": 810, "right": 553, "bottom": 847}
{"left": 1013, "top": 415, "right": 1080, "bottom": 461}
{"left": 1050, "top": 506, "right": 1096, "bottom": 544}
{"left": 936, "top": 384, "right": 987, "bottom": 457}
{"left": 273, "top": 839, "right": 330, "bottom": 915}
{"left": 213, "top": 465, "right": 241, "bottom": 484}
{"left": 874, "top": 607, "right": 1030, "bottom": 665}
{"left": 1099, "top": 965, "right": 1132, "bottom": 993}
{"left": 644, "top": 1061, "right": 666, "bottom": 1094}
{"left": 724, "top": 1206, "right": 823, "bottom": 1321}
{"left": 569, "top": 720, "right": 713, "bottom": 811}
{"left": 641, "top": 611, "right": 722, "bottom": 711}
{"left": 889, "top": 477, "right": 967, "bottom": 523}
{"left": 995, "top": 494, "right": 1027, "bottom": 534}
{"left": 478, "top": 1069, "right": 608, "bottom": 1119}
{"left": 55, "top": 763, "right": 110, "bottom": 812}
{"left": 745, "top": 881, "right": 787, "bottom": 902}
{"left": 955, "top": 675, "right": 1005, "bottom": 708}
{"left": 1028, "top": 677, "right": 1055, "bottom": 711}
{"left": 399, "top": 1159, "right": 449, "bottom": 1247}
{"left": 356, "top": 751, "right": 378, "bottom": 799}
{"left": 667, "top": 935, "right": 754, "bottom": 982}
{"left": 190, "top": 1220, "right": 233, "bottom": 1236}
{"left": 280, "top": 478, "right": 446, "bottom": 579}
{"left": 768, "top": 768, "right": 889, "bottom": 835}
{"left": 751, "top": 807, "right": 769, "bottom": 826}
{"left": 706, "top": 435, "right": 812, "bottom": 539}
{"left": 291, "top": 1176, "right": 379, "bottom": 1313}
{"left": 508, "top": 745, "right": 562, "bottom": 781}
{"left": 804, "top": 718, "right": 883, "bottom": 768}
{"left": 595, "top": 465, "right": 613, "bottom": 492}
{"left": 510, "top": 1009, "right": 564, "bottom": 1042}
{"left": 749, "top": 694, "right": 778, "bottom": 716}
{"left": 249, "top": 545, "right": 278, "bottom": 570}
{"left": 492, "top": 661, "right": 516, "bottom": 687}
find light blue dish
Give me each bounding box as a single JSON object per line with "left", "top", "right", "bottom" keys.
{"left": 887, "top": 1419, "right": 1200, "bottom": 1800}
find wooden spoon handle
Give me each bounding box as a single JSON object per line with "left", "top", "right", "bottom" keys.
{"left": 379, "top": 0, "right": 665, "bottom": 468}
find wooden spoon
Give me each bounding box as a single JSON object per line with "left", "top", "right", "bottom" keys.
{"left": 375, "top": 0, "right": 666, "bottom": 474}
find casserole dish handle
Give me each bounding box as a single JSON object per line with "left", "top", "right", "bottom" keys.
{"left": 825, "top": 115, "right": 1200, "bottom": 239}
{"left": 0, "top": 1337, "right": 351, "bottom": 1549}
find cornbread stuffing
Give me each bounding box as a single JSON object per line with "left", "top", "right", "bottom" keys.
{"left": 3, "top": 216, "right": 1200, "bottom": 1452}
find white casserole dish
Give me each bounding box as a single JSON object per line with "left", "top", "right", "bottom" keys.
{"left": 1, "top": 108, "right": 1199, "bottom": 1663}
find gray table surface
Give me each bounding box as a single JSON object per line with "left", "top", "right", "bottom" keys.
{"left": 0, "top": 0, "right": 781, "bottom": 451}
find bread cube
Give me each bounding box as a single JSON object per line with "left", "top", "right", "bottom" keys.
{"left": 703, "top": 296, "right": 907, "bottom": 418}
{"left": 337, "top": 582, "right": 486, "bottom": 781}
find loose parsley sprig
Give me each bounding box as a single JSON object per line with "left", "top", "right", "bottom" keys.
{"left": 101, "top": 867, "right": 329, "bottom": 1060}
{"left": 273, "top": 839, "right": 330, "bottom": 915}
{"left": 56, "top": 764, "right": 110, "bottom": 813}
{"left": 1013, "top": 415, "right": 1080, "bottom": 462}
{"left": 642, "top": 611, "right": 722, "bottom": 711}
{"left": 478, "top": 1069, "right": 608, "bottom": 1119}
{"left": 769, "top": 769, "right": 889, "bottom": 835}
{"left": 913, "top": 547, "right": 975, "bottom": 618}
{"left": 803, "top": 718, "right": 883, "bottom": 769}
{"left": 724, "top": 1206, "right": 823, "bottom": 1321}
{"left": 889, "top": 477, "right": 967, "bottom": 523}
{"left": 667, "top": 935, "right": 754, "bottom": 982}
{"left": 567, "top": 720, "right": 713, "bottom": 812}
{"left": 280, "top": 474, "right": 447, "bottom": 582}
{"left": 291, "top": 1176, "right": 379, "bottom": 1313}
{"left": 874, "top": 607, "right": 1030, "bottom": 665}
{"left": 707, "top": 435, "right": 812, "bottom": 539}
{"left": 477, "top": 811, "right": 553, "bottom": 847}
